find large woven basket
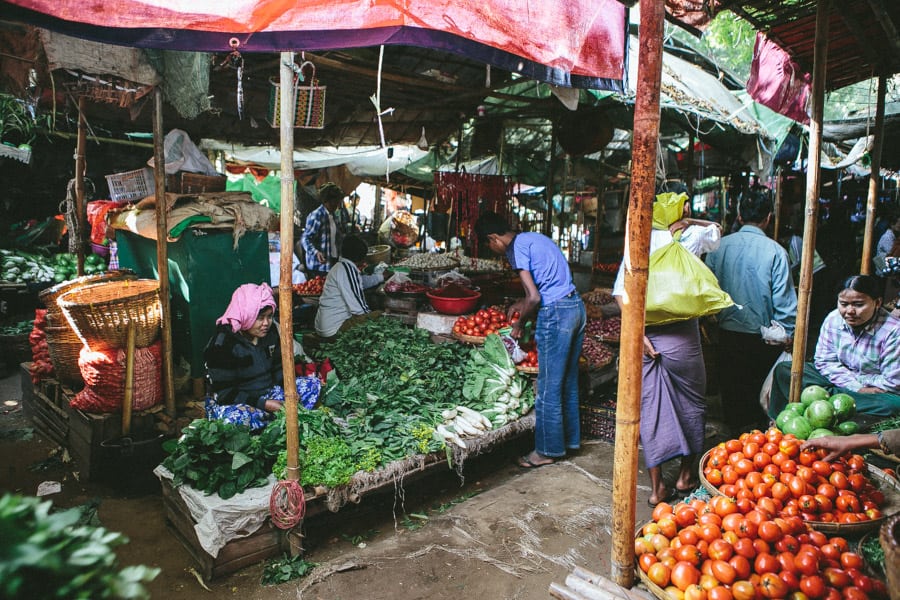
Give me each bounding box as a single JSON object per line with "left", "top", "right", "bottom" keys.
{"left": 39, "top": 270, "right": 137, "bottom": 323}
{"left": 44, "top": 325, "right": 85, "bottom": 384}
{"left": 58, "top": 279, "right": 161, "bottom": 350}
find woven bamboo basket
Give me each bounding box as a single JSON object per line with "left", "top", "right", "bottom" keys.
{"left": 39, "top": 270, "right": 137, "bottom": 323}
{"left": 44, "top": 325, "right": 85, "bottom": 384}
{"left": 58, "top": 279, "right": 161, "bottom": 350}
{"left": 699, "top": 449, "right": 900, "bottom": 535}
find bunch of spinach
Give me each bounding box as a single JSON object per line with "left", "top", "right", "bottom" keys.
{"left": 317, "top": 318, "right": 469, "bottom": 415}
{"left": 163, "top": 418, "right": 282, "bottom": 499}
{"left": 0, "top": 494, "right": 159, "bottom": 599}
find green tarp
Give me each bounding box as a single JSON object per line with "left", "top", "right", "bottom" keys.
{"left": 116, "top": 229, "right": 269, "bottom": 378}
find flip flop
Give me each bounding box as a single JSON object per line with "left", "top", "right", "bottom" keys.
{"left": 675, "top": 482, "right": 699, "bottom": 497}
{"left": 517, "top": 452, "right": 555, "bottom": 469}
{"left": 647, "top": 488, "right": 678, "bottom": 507}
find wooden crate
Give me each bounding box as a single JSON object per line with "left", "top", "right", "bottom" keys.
{"left": 66, "top": 404, "right": 158, "bottom": 481}
{"left": 160, "top": 477, "right": 285, "bottom": 581}
{"left": 19, "top": 366, "right": 68, "bottom": 446}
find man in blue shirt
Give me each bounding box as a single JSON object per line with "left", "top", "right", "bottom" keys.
{"left": 475, "top": 212, "right": 586, "bottom": 468}
{"left": 705, "top": 189, "right": 797, "bottom": 435}
{"left": 301, "top": 182, "right": 344, "bottom": 274}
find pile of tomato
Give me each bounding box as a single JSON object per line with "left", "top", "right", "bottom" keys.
{"left": 636, "top": 492, "right": 887, "bottom": 600}
{"left": 517, "top": 340, "right": 538, "bottom": 368}
{"left": 702, "top": 429, "right": 885, "bottom": 524}
{"left": 452, "top": 307, "right": 517, "bottom": 338}
{"left": 293, "top": 276, "right": 325, "bottom": 295}
{"left": 635, "top": 427, "right": 890, "bottom": 600}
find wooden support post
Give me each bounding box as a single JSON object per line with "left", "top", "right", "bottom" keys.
{"left": 75, "top": 96, "right": 87, "bottom": 276}
{"left": 860, "top": 74, "right": 886, "bottom": 275}
{"left": 789, "top": 0, "right": 830, "bottom": 405}
{"left": 122, "top": 323, "right": 136, "bottom": 436}
{"left": 611, "top": 0, "right": 665, "bottom": 588}
{"left": 153, "top": 88, "right": 176, "bottom": 418}
{"left": 685, "top": 132, "right": 695, "bottom": 197}
{"left": 279, "top": 52, "right": 300, "bottom": 488}
{"left": 545, "top": 122, "right": 558, "bottom": 238}
{"left": 773, "top": 167, "right": 783, "bottom": 243}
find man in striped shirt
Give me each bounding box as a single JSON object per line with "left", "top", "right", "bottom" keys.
{"left": 314, "top": 236, "right": 387, "bottom": 339}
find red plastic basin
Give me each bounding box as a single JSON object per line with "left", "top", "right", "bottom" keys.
{"left": 426, "top": 290, "right": 481, "bottom": 315}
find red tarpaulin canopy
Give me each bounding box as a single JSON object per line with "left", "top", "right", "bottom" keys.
{"left": 1, "top": 0, "right": 628, "bottom": 90}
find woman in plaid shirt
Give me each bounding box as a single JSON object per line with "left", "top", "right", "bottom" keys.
{"left": 768, "top": 274, "right": 900, "bottom": 418}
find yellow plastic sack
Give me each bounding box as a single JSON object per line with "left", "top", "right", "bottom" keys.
{"left": 645, "top": 240, "right": 734, "bottom": 325}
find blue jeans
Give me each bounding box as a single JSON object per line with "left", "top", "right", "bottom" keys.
{"left": 534, "top": 294, "right": 586, "bottom": 457}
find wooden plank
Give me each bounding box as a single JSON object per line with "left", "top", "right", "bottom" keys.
{"left": 160, "top": 477, "right": 284, "bottom": 580}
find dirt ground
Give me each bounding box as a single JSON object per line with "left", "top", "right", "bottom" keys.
{"left": 0, "top": 368, "right": 727, "bottom": 600}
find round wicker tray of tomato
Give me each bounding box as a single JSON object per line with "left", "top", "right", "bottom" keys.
{"left": 635, "top": 490, "right": 888, "bottom": 600}
{"left": 699, "top": 428, "right": 900, "bottom": 535}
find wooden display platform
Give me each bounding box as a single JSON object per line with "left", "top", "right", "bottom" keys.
{"left": 19, "top": 363, "right": 164, "bottom": 481}
{"left": 160, "top": 477, "right": 286, "bottom": 581}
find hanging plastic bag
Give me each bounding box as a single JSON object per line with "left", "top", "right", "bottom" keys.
{"left": 645, "top": 240, "right": 734, "bottom": 325}
{"left": 759, "top": 351, "right": 792, "bottom": 411}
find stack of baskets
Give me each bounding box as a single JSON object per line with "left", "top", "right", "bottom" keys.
{"left": 39, "top": 271, "right": 138, "bottom": 384}
{"left": 58, "top": 279, "right": 162, "bottom": 352}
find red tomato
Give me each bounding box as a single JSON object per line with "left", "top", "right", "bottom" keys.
{"left": 758, "top": 572, "right": 790, "bottom": 599}
{"left": 800, "top": 575, "right": 826, "bottom": 599}
{"left": 710, "top": 560, "right": 737, "bottom": 585}
{"left": 671, "top": 561, "right": 701, "bottom": 591}
{"left": 648, "top": 562, "right": 672, "bottom": 588}
{"left": 732, "top": 581, "right": 756, "bottom": 600}
{"left": 754, "top": 552, "right": 780, "bottom": 575}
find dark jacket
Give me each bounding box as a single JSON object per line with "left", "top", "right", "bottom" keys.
{"left": 203, "top": 324, "right": 283, "bottom": 409}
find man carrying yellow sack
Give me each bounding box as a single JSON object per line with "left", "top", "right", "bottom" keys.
{"left": 613, "top": 185, "right": 726, "bottom": 506}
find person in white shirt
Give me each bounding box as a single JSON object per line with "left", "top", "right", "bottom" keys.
{"left": 314, "top": 236, "right": 388, "bottom": 340}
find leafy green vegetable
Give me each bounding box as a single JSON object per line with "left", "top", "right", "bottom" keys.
{"left": 260, "top": 554, "right": 316, "bottom": 586}
{"left": 0, "top": 494, "right": 159, "bottom": 599}
{"left": 299, "top": 436, "right": 358, "bottom": 487}
{"left": 162, "top": 418, "right": 282, "bottom": 499}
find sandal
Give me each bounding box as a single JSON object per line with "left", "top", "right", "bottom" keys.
{"left": 517, "top": 452, "right": 555, "bottom": 469}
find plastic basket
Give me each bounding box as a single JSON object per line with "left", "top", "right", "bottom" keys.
{"left": 580, "top": 403, "right": 616, "bottom": 441}
{"left": 105, "top": 168, "right": 155, "bottom": 202}
{"left": 58, "top": 279, "right": 161, "bottom": 350}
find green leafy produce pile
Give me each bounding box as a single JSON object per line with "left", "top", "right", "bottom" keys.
{"left": 163, "top": 418, "right": 284, "bottom": 499}
{"left": 0, "top": 250, "right": 105, "bottom": 284}
{"left": 170, "top": 319, "right": 535, "bottom": 493}
{"left": 260, "top": 554, "right": 316, "bottom": 586}
{"left": 0, "top": 494, "right": 159, "bottom": 599}
{"left": 859, "top": 534, "right": 884, "bottom": 574}
{"left": 0, "top": 319, "right": 32, "bottom": 336}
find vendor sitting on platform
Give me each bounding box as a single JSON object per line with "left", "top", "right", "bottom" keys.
{"left": 768, "top": 274, "right": 900, "bottom": 418}
{"left": 314, "top": 236, "right": 387, "bottom": 341}
{"left": 204, "top": 283, "right": 284, "bottom": 419}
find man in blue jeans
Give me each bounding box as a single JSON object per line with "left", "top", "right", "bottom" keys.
{"left": 475, "top": 212, "right": 586, "bottom": 468}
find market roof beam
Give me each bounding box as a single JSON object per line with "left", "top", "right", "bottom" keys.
{"left": 865, "top": 0, "right": 900, "bottom": 64}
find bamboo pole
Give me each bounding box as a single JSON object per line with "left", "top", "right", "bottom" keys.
{"left": 152, "top": 88, "right": 176, "bottom": 418}
{"left": 545, "top": 122, "right": 558, "bottom": 238}
{"left": 773, "top": 167, "right": 783, "bottom": 243}
{"left": 860, "top": 74, "right": 886, "bottom": 275}
{"left": 48, "top": 130, "right": 154, "bottom": 149}
{"left": 75, "top": 97, "right": 87, "bottom": 276}
{"left": 279, "top": 52, "right": 300, "bottom": 486}
{"left": 789, "top": 0, "right": 830, "bottom": 405}
{"left": 122, "top": 323, "right": 136, "bottom": 436}
{"left": 611, "top": 0, "right": 665, "bottom": 588}
{"left": 685, "top": 132, "right": 695, "bottom": 197}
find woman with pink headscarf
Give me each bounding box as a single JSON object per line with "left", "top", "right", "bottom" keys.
{"left": 203, "top": 283, "right": 284, "bottom": 415}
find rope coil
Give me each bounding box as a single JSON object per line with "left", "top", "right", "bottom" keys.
{"left": 269, "top": 479, "right": 305, "bottom": 530}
